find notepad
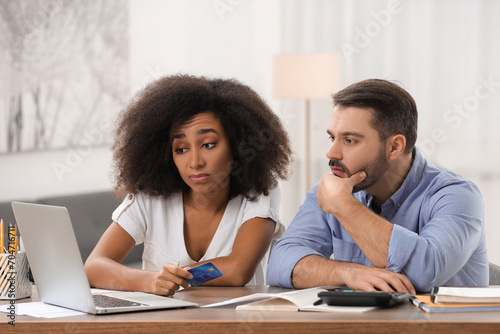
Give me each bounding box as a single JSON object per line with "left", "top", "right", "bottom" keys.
{"left": 411, "top": 295, "right": 500, "bottom": 313}
{"left": 0, "top": 301, "right": 86, "bottom": 318}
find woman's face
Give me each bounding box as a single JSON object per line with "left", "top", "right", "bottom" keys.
{"left": 171, "top": 112, "right": 233, "bottom": 198}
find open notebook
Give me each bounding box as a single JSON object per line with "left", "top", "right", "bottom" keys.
{"left": 11, "top": 201, "right": 197, "bottom": 314}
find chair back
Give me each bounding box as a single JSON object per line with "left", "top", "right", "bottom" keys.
{"left": 489, "top": 262, "right": 500, "bottom": 285}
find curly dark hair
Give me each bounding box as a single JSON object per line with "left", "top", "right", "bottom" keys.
{"left": 112, "top": 74, "right": 292, "bottom": 200}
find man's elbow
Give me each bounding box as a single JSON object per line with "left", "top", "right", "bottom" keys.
{"left": 412, "top": 280, "right": 434, "bottom": 293}
{"left": 407, "top": 271, "right": 441, "bottom": 293}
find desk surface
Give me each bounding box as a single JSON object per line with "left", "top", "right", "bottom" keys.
{"left": 2, "top": 285, "right": 500, "bottom": 333}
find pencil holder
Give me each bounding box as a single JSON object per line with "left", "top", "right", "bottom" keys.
{"left": 0, "top": 252, "right": 32, "bottom": 300}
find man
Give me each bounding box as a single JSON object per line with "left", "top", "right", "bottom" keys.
{"left": 267, "top": 79, "right": 489, "bottom": 293}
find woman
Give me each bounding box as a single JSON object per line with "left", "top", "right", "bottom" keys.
{"left": 84, "top": 74, "right": 291, "bottom": 296}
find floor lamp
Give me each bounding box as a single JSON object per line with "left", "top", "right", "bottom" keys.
{"left": 273, "top": 53, "right": 341, "bottom": 191}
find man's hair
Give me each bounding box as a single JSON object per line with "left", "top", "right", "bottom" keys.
{"left": 332, "top": 79, "right": 418, "bottom": 154}
{"left": 112, "top": 74, "right": 291, "bottom": 200}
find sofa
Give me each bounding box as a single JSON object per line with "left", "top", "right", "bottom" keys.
{"left": 0, "top": 190, "right": 143, "bottom": 268}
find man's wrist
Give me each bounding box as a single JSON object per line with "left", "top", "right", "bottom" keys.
{"left": 329, "top": 260, "right": 355, "bottom": 286}
{"left": 330, "top": 194, "right": 364, "bottom": 219}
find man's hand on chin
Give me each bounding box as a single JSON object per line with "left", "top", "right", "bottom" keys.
{"left": 317, "top": 171, "right": 366, "bottom": 214}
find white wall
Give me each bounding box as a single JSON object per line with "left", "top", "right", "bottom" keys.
{"left": 0, "top": 0, "right": 304, "bottom": 226}
{"left": 0, "top": 147, "right": 113, "bottom": 201}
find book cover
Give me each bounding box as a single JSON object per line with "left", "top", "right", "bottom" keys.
{"left": 411, "top": 295, "right": 500, "bottom": 313}
{"left": 431, "top": 286, "right": 500, "bottom": 304}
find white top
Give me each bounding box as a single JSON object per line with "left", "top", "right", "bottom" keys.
{"left": 112, "top": 186, "right": 284, "bottom": 285}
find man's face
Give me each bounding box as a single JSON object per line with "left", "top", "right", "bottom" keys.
{"left": 326, "top": 106, "right": 390, "bottom": 193}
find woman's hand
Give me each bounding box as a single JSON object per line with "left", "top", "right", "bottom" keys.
{"left": 151, "top": 263, "right": 193, "bottom": 296}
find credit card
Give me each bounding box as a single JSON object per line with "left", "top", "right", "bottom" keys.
{"left": 186, "top": 262, "right": 223, "bottom": 287}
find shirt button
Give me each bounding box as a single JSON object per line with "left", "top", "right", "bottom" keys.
{"left": 396, "top": 202, "right": 402, "bottom": 208}
{"left": 128, "top": 194, "right": 133, "bottom": 200}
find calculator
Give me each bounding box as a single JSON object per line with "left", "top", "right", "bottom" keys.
{"left": 317, "top": 290, "right": 413, "bottom": 308}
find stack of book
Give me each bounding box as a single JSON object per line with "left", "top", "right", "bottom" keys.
{"left": 411, "top": 286, "right": 500, "bottom": 313}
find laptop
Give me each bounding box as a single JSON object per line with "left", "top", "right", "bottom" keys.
{"left": 11, "top": 201, "right": 198, "bottom": 314}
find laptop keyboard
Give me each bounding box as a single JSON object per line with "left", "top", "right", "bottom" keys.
{"left": 93, "top": 294, "right": 146, "bottom": 308}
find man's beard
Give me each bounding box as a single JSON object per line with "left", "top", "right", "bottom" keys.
{"left": 329, "top": 144, "right": 390, "bottom": 193}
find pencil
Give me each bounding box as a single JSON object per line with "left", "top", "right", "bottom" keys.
{"left": 13, "top": 224, "right": 18, "bottom": 254}
{"left": 0, "top": 219, "right": 4, "bottom": 253}
{"left": 8, "top": 223, "right": 15, "bottom": 255}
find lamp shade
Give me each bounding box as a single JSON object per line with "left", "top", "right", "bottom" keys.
{"left": 273, "top": 53, "right": 341, "bottom": 99}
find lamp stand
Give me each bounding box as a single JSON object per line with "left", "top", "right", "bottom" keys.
{"left": 305, "top": 99, "right": 311, "bottom": 191}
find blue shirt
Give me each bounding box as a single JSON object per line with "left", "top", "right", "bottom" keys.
{"left": 267, "top": 148, "right": 489, "bottom": 292}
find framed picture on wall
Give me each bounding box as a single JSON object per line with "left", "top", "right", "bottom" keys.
{"left": 0, "top": 0, "right": 129, "bottom": 154}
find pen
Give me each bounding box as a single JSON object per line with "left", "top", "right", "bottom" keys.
{"left": 313, "top": 298, "right": 324, "bottom": 306}
{"left": 430, "top": 286, "right": 439, "bottom": 303}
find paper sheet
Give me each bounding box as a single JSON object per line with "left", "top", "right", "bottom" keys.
{"left": 0, "top": 302, "right": 85, "bottom": 318}
{"left": 202, "top": 293, "right": 270, "bottom": 308}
